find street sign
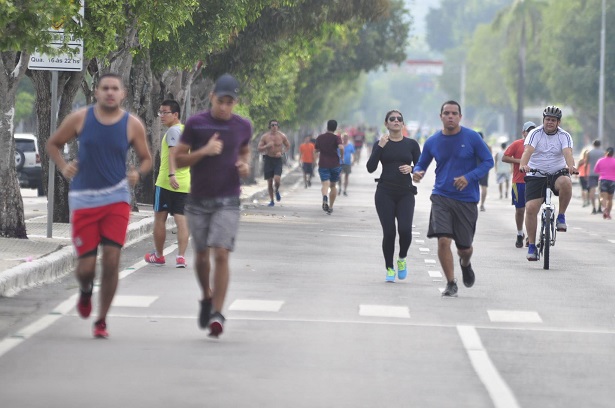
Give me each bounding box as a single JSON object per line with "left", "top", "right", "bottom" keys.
{"left": 28, "top": 1, "right": 84, "bottom": 72}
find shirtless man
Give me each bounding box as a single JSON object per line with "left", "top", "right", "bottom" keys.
{"left": 257, "top": 119, "right": 290, "bottom": 207}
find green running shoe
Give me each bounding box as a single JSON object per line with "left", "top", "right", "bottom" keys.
{"left": 397, "top": 258, "right": 407, "bottom": 280}
{"left": 385, "top": 267, "right": 396, "bottom": 282}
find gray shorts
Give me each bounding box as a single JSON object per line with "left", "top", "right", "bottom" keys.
{"left": 184, "top": 196, "right": 241, "bottom": 252}
{"left": 427, "top": 194, "right": 478, "bottom": 249}
{"left": 342, "top": 164, "right": 352, "bottom": 175}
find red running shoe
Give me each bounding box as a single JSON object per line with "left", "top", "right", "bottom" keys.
{"left": 176, "top": 256, "right": 187, "bottom": 268}
{"left": 208, "top": 312, "right": 225, "bottom": 338}
{"left": 77, "top": 289, "right": 92, "bottom": 319}
{"left": 144, "top": 252, "right": 165, "bottom": 265}
{"left": 93, "top": 319, "right": 108, "bottom": 338}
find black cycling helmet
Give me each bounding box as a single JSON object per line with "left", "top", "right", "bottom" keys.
{"left": 543, "top": 105, "right": 562, "bottom": 119}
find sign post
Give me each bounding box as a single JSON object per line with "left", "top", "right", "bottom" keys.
{"left": 28, "top": 1, "right": 84, "bottom": 238}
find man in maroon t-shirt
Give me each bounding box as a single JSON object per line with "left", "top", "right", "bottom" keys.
{"left": 174, "top": 73, "right": 252, "bottom": 338}
{"left": 315, "top": 119, "right": 344, "bottom": 214}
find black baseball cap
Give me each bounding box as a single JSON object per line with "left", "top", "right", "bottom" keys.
{"left": 213, "top": 74, "right": 240, "bottom": 99}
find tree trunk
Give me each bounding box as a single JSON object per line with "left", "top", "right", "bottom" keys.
{"left": 0, "top": 52, "right": 28, "bottom": 238}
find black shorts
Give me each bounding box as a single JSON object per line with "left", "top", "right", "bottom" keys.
{"left": 263, "top": 156, "right": 283, "bottom": 179}
{"left": 154, "top": 186, "right": 187, "bottom": 215}
{"left": 524, "top": 173, "right": 569, "bottom": 202}
{"left": 479, "top": 174, "right": 488, "bottom": 187}
{"left": 600, "top": 179, "right": 615, "bottom": 195}
{"left": 427, "top": 194, "right": 478, "bottom": 249}
{"left": 579, "top": 176, "right": 589, "bottom": 191}
{"left": 302, "top": 163, "right": 314, "bottom": 176}
{"left": 588, "top": 175, "right": 599, "bottom": 189}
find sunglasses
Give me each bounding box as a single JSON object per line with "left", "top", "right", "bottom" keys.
{"left": 158, "top": 111, "right": 173, "bottom": 116}
{"left": 388, "top": 116, "right": 403, "bottom": 122}
{"left": 270, "top": 123, "right": 279, "bottom": 127}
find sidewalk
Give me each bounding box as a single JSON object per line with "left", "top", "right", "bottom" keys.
{"left": 0, "top": 166, "right": 298, "bottom": 297}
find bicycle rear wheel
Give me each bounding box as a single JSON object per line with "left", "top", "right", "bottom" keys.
{"left": 543, "top": 208, "right": 551, "bottom": 270}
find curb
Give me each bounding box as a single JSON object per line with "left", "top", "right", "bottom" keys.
{"left": 0, "top": 164, "right": 300, "bottom": 297}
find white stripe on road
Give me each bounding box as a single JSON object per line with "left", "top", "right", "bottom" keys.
{"left": 359, "top": 305, "right": 410, "bottom": 318}
{"left": 488, "top": 310, "right": 542, "bottom": 323}
{"left": 229, "top": 299, "right": 285, "bottom": 312}
{"left": 428, "top": 270, "right": 442, "bottom": 278}
{"left": 424, "top": 259, "right": 436, "bottom": 264}
{"left": 609, "top": 240, "right": 615, "bottom": 244}
{"left": 419, "top": 247, "right": 430, "bottom": 253}
{"left": 112, "top": 295, "right": 158, "bottom": 308}
{"left": 457, "top": 325, "right": 521, "bottom": 408}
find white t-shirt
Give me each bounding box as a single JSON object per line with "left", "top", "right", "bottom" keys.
{"left": 524, "top": 125, "right": 573, "bottom": 175}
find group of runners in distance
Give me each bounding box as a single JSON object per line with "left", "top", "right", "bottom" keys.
{"left": 45, "top": 71, "right": 614, "bottom": 338}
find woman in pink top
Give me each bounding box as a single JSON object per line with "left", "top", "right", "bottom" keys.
{"left": 594, "top": 147, "right": 615, "bottom": 219}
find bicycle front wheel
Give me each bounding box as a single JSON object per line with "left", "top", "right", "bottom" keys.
{"left": 543, "top": 208, "right": 551, "bottom": 270}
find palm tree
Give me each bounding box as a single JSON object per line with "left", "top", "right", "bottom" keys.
{"left": 492, "top": 0, "right": 544, "bottom": 136}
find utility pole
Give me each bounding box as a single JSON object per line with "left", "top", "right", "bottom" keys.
{"left": 598, "top": 0, "right": 606, "bottom": 144}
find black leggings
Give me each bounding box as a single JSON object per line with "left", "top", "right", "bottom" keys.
{"left": 375, "top": 185, "right": 416, "bottom": 269}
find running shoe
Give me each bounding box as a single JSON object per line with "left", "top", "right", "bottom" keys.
{"left": 343, "top": 191, "right": 348, "bottom": 196}
{"left": 176, "top": 256, "right": 187, "bottom": 268}
{"left": 459, "top": 259, "right": 475, "bottom": 288}
{"left": 93, "top": 319, "right": 108, "bottom": 338}
{"left": 199, "top": 298, "right": 212, "bottom": 329}
{"left": 385, "top": 267, "right": 396, "bottom": 282}
{"left": 326, "top": 207, "right": 333, "bottom": 215}
{"left": 515, "top": 234, "right": 524, "bottom": 248}
{"left": 275, "top": 190, "right": 281, "bottom": 202}
{"left": 76, "top": 287, "right": 93, "bottom": 319}
{"left": 527, "top": 244, "right": 538, "bottom": 261}
{"left": 268, "top": 201, "right": 275, "bottom": 207}
{"left": 144, "top": 252, "right": 165, "bottom": 265}
{"left": 441, "top": 280, "right": 458, "bottom": 297}
{"left": 556, "top": 214, "right": 567, "bottom": 232}
{"left": 397, "top": 258, "right": 407, "bottom": 280}
{"left": 208, "top": 312, "right": 225, "bottom": 337}
{"left": 322, "top": 202, "right": 329, "bottom": 212}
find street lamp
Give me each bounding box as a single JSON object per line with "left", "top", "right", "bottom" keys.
{"left": 598, "top": 0, "right": 606, "bottom": 144}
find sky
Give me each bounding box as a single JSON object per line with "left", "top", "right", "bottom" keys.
{"left": 405, "top": 0, "right": 441, "bottom": 37}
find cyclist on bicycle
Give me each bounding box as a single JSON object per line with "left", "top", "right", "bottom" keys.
{"left": 519, "top": 105, "right": 577, "bottom": 261}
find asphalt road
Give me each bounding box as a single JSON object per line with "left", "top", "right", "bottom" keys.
{"left": 2, "top": 163, "right": 615, "bottom": 408}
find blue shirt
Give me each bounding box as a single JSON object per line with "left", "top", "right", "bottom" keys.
{"left": 342, "top": 143, "right": 355, "bottom": 165}
{"left": 413, "top": 127, "right": 494, "bottom": 203}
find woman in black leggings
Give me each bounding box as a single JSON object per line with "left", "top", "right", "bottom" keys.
{"left": 366, "top": 110, "right": 421, "bottom": 282}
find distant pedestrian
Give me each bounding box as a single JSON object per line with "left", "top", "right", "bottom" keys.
{"left": 299, "top": 135, "right": 316, "bottom": 188}
{"left": 367, "top": 110, "right": 421, "bottom": 282}
{"left": 315, "top": 120, "right": 344, "bottom": 214}
{"left": 257, "top": 119, "right": 290, "bottom": 207}
{"left": 503, "top": 121, "right": 536, "bottom": 248}
{"left": 587, "top": 140, "right": 605, "bottom": 214}
{"left": 144, "top": 99, "right": 190, "bottom": 268}
{"left": 412, "top": 101, "right": 493, "bottom": 297}
{"left": 340, "top": 133, "right": 355, "bottom": 196}
{"left": 477, "top": 132, "right": 491, "bottom": 211}
{"left": 46, "top": 73, "right": 152, "bottom": 338}
{"left": 494, "top": 142, "right": 511, "bottom": 199}
{"left": 594, "top": 147, "right": 615, "bottom": 220}
{"left": 174, "top": 73, "right": 252, "bottom": 337}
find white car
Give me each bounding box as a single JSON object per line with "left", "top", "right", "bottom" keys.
{"left": 14, "top": 133, "right": 44, "bottom": 196}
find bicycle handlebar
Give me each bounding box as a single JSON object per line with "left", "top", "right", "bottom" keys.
{"left": 526, "top": 168, "right": 578, "bottom": 176}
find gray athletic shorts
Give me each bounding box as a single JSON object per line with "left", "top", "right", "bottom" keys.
{"left": 184, "top": 195, "right": 241, "bottom": 252}
{"left": 427, "top": 194, "right": 478, "bottom": 249}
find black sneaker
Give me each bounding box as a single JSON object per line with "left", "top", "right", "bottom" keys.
{"left": 322, "top": 202, "right": 329, "bottom": 212}
{"left": 515, "top": 234, "right": 524, "bottom": 248}
{"left": 208, "top": 312, "right": 225, "bottom": 337}
{"left": 198, "top": 298, "right": 212, "bottom": 329}
{"left": 326, "top": 207, "right": 333, "bottom": 215}
{"left": 442, "top": 280, "right": 458, "bottom": 297}
{"left": 459, "top": 259, "right": 475, "bottom": 288}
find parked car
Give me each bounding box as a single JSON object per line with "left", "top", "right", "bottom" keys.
{"left": 14, "top": 133, "right": 44, "bottom": 196}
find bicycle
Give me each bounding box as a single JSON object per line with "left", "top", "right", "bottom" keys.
{"left": 528, "top": 168, "right": 571, "bottom": 270}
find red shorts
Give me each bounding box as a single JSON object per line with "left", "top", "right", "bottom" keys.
{"left": 71, "top": 202, "right": 130, "bottom": 257}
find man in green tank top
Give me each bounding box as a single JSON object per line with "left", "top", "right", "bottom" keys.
{"left": 145, "top": 99, "right": 191, "bottom": 267}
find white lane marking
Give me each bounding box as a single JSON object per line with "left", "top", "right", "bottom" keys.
{"left": 488, "top": 310, "right": 542, "bottom": 323}
{"left": 424, "top": 259, "right": 436, "bottom": 264}
{"left": 229, "top": 299, "right": 284, "bottom": 312}
{"left": 457, "top": 325, "right": 521, "bottom": 408}
{"left": 419, "top": 247, "right": 430, "bottom": 253}
{"left": 412, "top": 231, "right": 420, "bottom": 236}
{"left": 0, "top": 338, "right": 24, "bottom": 358}
{"left": 609, "top": 240, "right": 615, "bottom": 244}
{"left": 415, "top": 239, "right": 425, "bottom": 244}
{"left": 359, "top": 305, "right": 410, "bottom": 319}
{"left": 112, "top": 295, "right": 158, "bottom": 308}
{"left": 428, "top": 270, "right": 442, "bottom": 278}
{"left": 14, "top": 315, "right": 62, "bottom": 338}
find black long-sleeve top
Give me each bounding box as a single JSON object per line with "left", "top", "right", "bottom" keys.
{"left": 366, "top": 137, "right": 422, "bottom": 193}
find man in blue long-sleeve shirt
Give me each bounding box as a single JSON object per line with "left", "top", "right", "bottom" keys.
{"left": 412, "top": 101, "right": 494, "bottom": 297}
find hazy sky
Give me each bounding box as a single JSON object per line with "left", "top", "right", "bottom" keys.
{"left": 406, "top": 0, "right": 441, "bottom": 37}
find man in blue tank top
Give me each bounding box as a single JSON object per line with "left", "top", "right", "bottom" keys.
{"left": 46, "top": 73, "right": 152, "bottom": 338}
{"left": 174, "top": 73, "right": 252, "bottom": 338}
